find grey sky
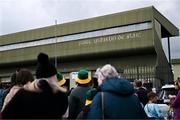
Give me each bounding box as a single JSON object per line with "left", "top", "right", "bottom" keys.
{"left": 0, "top": 0, "right": 180, "bottom": 58}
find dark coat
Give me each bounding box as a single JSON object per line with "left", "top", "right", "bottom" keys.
{"left": 136, "top": 87, "right": 148, "bottom": 106}
{"left": 2, "top": 80, "right": 68, "bottom": 119}
{"left": 68, "top": 85, "right": 91, "bottom": 119}
{"left": 87, "top": 77, "right": 147, "bottom": 119}
{"left": 172, "top": 90, "right": 180, "bottom": 119}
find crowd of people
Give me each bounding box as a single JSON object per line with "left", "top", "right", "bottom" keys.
{"left": 0, "top": 52, "right": 179, "bottom": 119}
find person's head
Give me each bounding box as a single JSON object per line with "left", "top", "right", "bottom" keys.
{"left": 36, "top": 52, "right": 57, "bottom": 80}
{"left": 95, "top": 64, "right": 118, "bottom": 85}
{"left": 75, "top": 69, "right": 92, "bottom": 86}
{"left": 174, "top": 77, "right": 180, "bottom": 90}
{"left": 147, "top": 92, "right": 158, "bottom": 103}
{"left": 15, "top": 69, "right": 34, "bottom": 86}
{"left": 56, "top": 72, "right": 66, "bottom": 86}
{"left": 135, "top": 80, "right": 143, "bottom": 88}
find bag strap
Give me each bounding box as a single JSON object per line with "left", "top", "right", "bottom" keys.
{"left": 101, "top": 92, "right": 104, "bottom": 119}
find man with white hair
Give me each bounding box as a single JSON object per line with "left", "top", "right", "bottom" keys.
{"left": 87, "top": 64, "right": 147, "bottom": 119}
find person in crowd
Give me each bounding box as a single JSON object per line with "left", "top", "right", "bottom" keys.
{"left": 2, "top": 69, "right": 34, "bottom": 111}
{"left": 1, "top": 52, "right": 68, "bottom": 119}
{"left": 169, "top": 77, "right": 180, "bottom": 120}
{"left": 76, "top": 87, "right": 98, "bottom": 119}
{"left": 0, "top": 72, "right": 17, "bottom": 112}
{"left": 144, "top": 91, "right": 164, "bottom": 119}
{"left": 57, "top": 72, "right": 67, "bottom": 87}
{"left": 135, "top": 80, "right": 148, "bottom": 106}
{"left": 87, "top": 64, "right": 147, "bottom": 119}
{"left": 0, "top": 79, "right": 7, "bottom": 111}
{"left": 68, "top": 69, "right": 92, "bottom": 119}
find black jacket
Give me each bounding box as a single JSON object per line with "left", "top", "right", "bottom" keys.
{"left": 2, "top": 80, "right": 68, "bottom": 119}
{"left": 136, "top": 87, "right": 148, "bottom": 106}
{"left": 68, "top": 85, "right": 91, "bottom": 119}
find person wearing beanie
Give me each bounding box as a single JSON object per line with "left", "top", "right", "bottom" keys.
{"left": 68, "top": 69, "right": 92, "bottom": 119}
{"left": 76, "top": 88, "right": 98, "bottom": 119}
{"left": 36, "top": 52, "right": 57, "bottom": 79}
{"left": 57, "top": 72, "right": 66, "bottom": 86}
{"left": 2, "top": 53, "right": 68, "bottom": 119}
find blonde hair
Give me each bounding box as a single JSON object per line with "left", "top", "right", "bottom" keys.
{"left": 95, "top": 64, "right": 119, "bottom": 85}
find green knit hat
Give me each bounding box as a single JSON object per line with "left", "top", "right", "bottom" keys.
{"left": 56, "top": 72, "right": 66, "bottom": 86}
{"left": 75, "top": 69, "right": 91, "bottom": 84}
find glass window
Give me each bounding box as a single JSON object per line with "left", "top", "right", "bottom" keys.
{"left": 0, "top": 22, "right": 152, "bottom": 52}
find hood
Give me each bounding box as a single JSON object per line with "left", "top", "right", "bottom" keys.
{"left": 100, "top": 77, "right": 134, "bottom": 96}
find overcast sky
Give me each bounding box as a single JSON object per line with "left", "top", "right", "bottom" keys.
{"left": 0, "top": 0, "right": 180, "bottom": 59}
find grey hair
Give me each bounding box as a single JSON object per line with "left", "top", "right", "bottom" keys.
{"left": 95, "top": 64, "right": 119, "bottom": 82}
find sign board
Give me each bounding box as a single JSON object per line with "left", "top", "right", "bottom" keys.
{"left": 69, "top": 71, "right": 92, "bottom": 89}
{"left": 70, "top": 72, "right": 78, "bottom": 89}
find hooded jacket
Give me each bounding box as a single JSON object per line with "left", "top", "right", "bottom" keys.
{"left": 87, "top": 77, "right": 147, "bottom": 119}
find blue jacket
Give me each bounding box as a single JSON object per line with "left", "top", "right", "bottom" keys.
{"left": 87, "top": 77, "right": 147, "bottom": 119}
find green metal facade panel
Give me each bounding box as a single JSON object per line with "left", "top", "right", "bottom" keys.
{"left": 0, "top": 30, "right": 154, "bottom": 64}
{"left": 172, "top": 59, "right": 180, "bottom": 64}
{"left": 0, "top": 6, "right": 153, "bottom": 46}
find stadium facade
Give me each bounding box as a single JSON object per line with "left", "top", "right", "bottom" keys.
{"left": 0, "top": 6, "right": 179, "bottom": 89}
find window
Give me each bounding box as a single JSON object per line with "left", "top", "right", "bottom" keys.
{"left": 0, "top": 22, "right": 152, "bottom": 52}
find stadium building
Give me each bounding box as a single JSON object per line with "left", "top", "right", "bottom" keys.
{"left": 0, "top": 6, "right": 179, "bottom": 89}
{"left": 172, "top": 59, "right": 180, "bottom": 80}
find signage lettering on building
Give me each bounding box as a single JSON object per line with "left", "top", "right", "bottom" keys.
{"left": 79, "top": 32, "right": 142, "bottom": 46}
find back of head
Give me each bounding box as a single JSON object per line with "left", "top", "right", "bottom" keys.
{"left": 135, "top": 80, "right": 142, "bottom": 88}
{"left": 147, "top": 91, "right": 157, "bottom": 100}
{"left": 36, "top": 79, "right": 53, "bottom": 93}
{"left": 16, "top": 69, "right": 34, "bottom": 85}
{"left": 177, "top": 77, "right": 180, "bottom": 82}
{"left": 36, "top": 52, "right": 57, "bottom": 79}
{"left": 95, "top": 64, "right": 118, "bottom": 82}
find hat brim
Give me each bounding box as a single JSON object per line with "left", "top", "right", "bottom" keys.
{"left": 58, "top": 79, "right": 66, "bottom": 86}
{"left": 85, "top": 99, "right": 92, "bottom": 106}
{"left": 75, "top": 76, "right": 91, "bottom": 84}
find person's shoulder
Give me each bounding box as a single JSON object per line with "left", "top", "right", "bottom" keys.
{"left": 55, "top": 90, "right": 68, "bottom": 97}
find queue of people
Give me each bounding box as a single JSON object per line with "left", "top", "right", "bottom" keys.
{"left": 0, "top": 52, "right": 179, "bottom": 119}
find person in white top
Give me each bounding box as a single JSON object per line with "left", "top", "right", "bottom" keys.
{"left": 144, "top": 91, "right": 164, "bottom": 119}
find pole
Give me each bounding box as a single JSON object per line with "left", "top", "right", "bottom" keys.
{"left": 167, "top": 37, "right": 172, "bottom": 83}
{"left": 167, "top": 37, "right": 171, "bottom": 64}
{"left": 54, "top": 19, "right": 57, "bottom": 68}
